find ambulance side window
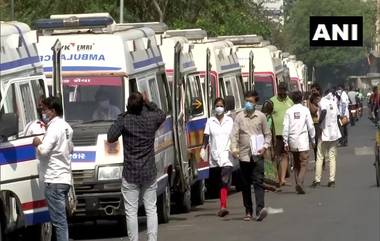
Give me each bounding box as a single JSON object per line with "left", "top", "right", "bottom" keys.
{"left": 2, "top": 84, "right": 23, "bottom": 136}
{"left": 187, "top": 75, "right": 204, "bottom": 116}
{"left": 137, "top": 76, "right": 163, "bottom": 111}
{"left": 156, "top": 73, "right": 169, "bottom": 114}
{"left": 19, "top": 83, "right": 36, "bottom": 126}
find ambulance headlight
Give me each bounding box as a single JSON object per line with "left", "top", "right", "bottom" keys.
{"left": 97, "top": 165, "right": 123, "bottom": 181}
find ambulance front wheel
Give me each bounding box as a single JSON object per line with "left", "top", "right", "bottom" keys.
{"left": 191, "top": 180, "right": 205, "bottom": 206}
{"left": 27, "top": 222, "right": 52, "bottom": 241}
{"left": 157, "top": 184, "right": 171, "bottom": 224}
{"left": 0, "top": 216, "right": 3, "bottom": 241}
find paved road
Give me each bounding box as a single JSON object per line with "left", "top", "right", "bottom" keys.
{"left": 70, "top": 118, "right": 379, "bottom": 241}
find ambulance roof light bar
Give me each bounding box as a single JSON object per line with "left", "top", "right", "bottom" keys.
{"left": 164, "top": 29, "right": 207, "bottom": 40}
{"left": 33, "top": 16, "right": 114, "bottom": 30}
{"left": 116, "top": 22, "right": 168, "bottom": 33}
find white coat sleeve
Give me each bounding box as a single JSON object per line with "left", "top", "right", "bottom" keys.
{"left": 37, "top": 129, "right": 58, "bottom": 156}
{"left": 282, "top": 110, "right": 290, "bottom": 147}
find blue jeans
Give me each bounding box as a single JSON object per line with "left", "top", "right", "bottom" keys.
{"left": 121, "top": 178, "right": 158, "bottom": 241}
{"left": 45, "top": 183, "right": 70, "bottom": 241}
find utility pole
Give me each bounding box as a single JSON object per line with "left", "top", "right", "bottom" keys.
{"left": 376, "top": 0, "right": 380, "bottom": 52}
{"left": 120, "top": 0, "right": 124, "bottom": 23}
{"left": 11, "top": 0, "right": 15, "bottom": 20}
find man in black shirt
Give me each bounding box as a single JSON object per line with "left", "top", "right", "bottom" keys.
{"left": 107, "top": 92, "right": 166, "bottom": 241}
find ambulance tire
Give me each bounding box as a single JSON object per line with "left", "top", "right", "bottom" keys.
{"left": 28, "top": 222, "right": 52, "bottom": 241}
{"left": 191, "top": 180, "right": 205, "bottom": 206}
{"left": 174, "top": 188, "right": 191, "bottom": 213}
{"left": 157, "top": 184, "right": 171, "bottom": 224}
{"left": 0, "top": 217, "right": 3, "bottom": 241}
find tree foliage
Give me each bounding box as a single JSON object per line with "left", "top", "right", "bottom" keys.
{"left": 0, "top": 0, "right": 273, "bottom": 38}
{"left": 284, "top": 0, "right": 376, "bottom": 68}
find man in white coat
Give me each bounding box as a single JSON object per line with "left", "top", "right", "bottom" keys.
{"left": 311, "top": 89, "right": 342, "bottom": 188}
{"left": 283, "top": 91, "right": 315, "bottom": 194}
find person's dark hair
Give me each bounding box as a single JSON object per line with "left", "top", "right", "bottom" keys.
{"left": 261, "top": 100, "right": 273, "bottom": 114}
{"left": 278, "top": 82, "right": 288, "bottom": 91}
{"left": 310, "top": 93, "right": 320, "bottom": 104}
{"left": 324, "top": 88, "right": 332, "bottom": 96}
{"left": 310, "top": 83, "right": 321, "bottom": 93}
{"left": 214, "top": 97, "right": 225, "bottom": 107}
{"left": 290, "top": 91, "right": 303, "bottom": 104}
{"left": 373, "top": 86, "right": 378, "bottom": 92}
{"left": 349, "top": 85, "right": 354, "bottom": 91}
{"left": 42, "top": 96, "right": 63, "bottom": 116}
{"left": 127, "top": 92, "right": 144, "bottom": 114}
{"left": 244, "top": 90, "right": 259, "bottom": 101}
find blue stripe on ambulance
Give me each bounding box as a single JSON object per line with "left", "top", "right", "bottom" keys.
{"left": 0, "top": 144, "right": 36, "bottom": 165}
{"left": 24, "top": 210, "right": 50, "bottom": 226}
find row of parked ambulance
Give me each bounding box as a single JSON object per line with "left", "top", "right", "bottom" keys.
{"left": 0, "top": 13, "right": 307, "bottom": 241}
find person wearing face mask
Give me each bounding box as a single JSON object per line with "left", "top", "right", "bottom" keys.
{"left": 92, "top": 90, "right": 121, "bottom": 120}
{"left": 230, "top": 91, "right": 272, "bottom": 222}
{"left": 202, "top": 97, "right": 235, "bottom": 217}
{"left": 32, "top": 97, "right": 73, "bottom": 241}
{"left": 269, "top": 82, "right": 294, "bottom": 187}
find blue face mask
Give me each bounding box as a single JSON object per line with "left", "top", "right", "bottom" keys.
{"left": 244, "top": 101, "right": 255, "bottom": 112}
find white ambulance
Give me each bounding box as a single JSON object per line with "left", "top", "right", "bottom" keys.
{"left": 0, "top": 21, "right": 52, "bottom": 241}
{"left": 218, "top": 35, "right": 286, "bottom": 104}
{"left": 35, "top": 13, "right": 184, "bottom": 224}
{"left": 164, "top": 29, "right": 245, "bottom": 196}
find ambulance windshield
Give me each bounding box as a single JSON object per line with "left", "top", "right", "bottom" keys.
{"left": 62, "top": 76, "right": 123, "bottom": 123}
{"left": 254, "top": 77, "right": 274, "bottom": 104}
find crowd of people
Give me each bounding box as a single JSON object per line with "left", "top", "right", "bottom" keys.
{"left": 202, "top": 82, "right": 359, "bottom": 224}
{"left": 32, "top": 82, "right": 360, "bottom": 241}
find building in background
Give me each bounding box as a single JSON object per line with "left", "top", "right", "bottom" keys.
{"left": 254, "top": 0, "right": 285, "bottom": 25}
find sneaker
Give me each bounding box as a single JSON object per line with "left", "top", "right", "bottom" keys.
{"left": 310, "top": 181, "right": 320, "bottom": 188}
{"left": 217, "top": 208, "right": 229, "bottom": 217}
{"left": 243, "top": 213, "right": 252, "bottom": 221}
{"left": 256, "top": 208, "right": 268, "bottom": 222}
{"left": 295, "top": 184, "right": 306, "bottom": 194}
{"left": 328, "top": 181, "right": 335, "bottom": 187}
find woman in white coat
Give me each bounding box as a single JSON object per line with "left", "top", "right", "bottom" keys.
{"left": 202, "top": 97, "right": 235, "bottom": 217}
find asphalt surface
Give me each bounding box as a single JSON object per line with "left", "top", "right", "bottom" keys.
{"left": 68, "top": 117, "right": 379, "bottom": 241}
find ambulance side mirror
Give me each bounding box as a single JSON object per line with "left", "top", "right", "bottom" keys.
{"left": 225, "top": 96, "right": 235, "bottom": 111}
{"left": 0, "top": 113, "right": 18, "bottom": 138}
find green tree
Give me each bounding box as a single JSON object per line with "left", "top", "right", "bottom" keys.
{"left": 0, "top": 0, "right": 272, "bottom": 39}
{"left": 283, "top": 0, "right": 376, "bottom": 86}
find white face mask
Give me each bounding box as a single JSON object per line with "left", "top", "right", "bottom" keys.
{"left": 42, "top": 113, "right": 49, "bottom": 123}
{"left": 215, "top": 107, "right": 225, "bottom": 116}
